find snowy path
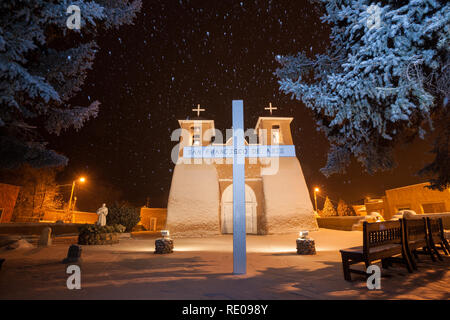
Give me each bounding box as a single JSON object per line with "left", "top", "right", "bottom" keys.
{"left": 0, "top": 229, "right": 448, "bottom": 300}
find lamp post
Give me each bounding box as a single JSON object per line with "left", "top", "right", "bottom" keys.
{"left": 314, "top": 187, "right": 320, "bottom": 212}
{"left": 67, "top": 177, "right": 85, "bottom": 222}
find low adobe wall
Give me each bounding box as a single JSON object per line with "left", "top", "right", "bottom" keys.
{"left": 41, "top": 210, "right": 98, "bottom": 224}
{"left": 12, "top": 210, "right": 98, "bottom": 224}
{"left": 317, "top": 216, "right": 365, "bottom": 231}
{"left": 318, "top": 213, "right": 450, "bottom": 231}
{"left": 0, "top": 223, "right": 89, "bottom": 236}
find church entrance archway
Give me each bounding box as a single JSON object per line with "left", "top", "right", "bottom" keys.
{"left": 221, "top": 184, "right": 257, "bottom": 234}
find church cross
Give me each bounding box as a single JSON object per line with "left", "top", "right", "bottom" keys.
{"left": 265, "top": 102, "right": 277, "bottom": 115}
{"left": 192, "top": 104, "right": 206, "bottom": 117}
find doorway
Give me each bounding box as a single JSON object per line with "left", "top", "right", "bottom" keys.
{"left": 221, "top": 184, "right": 257, "bottom": 234}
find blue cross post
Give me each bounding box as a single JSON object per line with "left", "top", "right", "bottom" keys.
{"left": 232, "top": 100, "right": 246, "bottom": 275}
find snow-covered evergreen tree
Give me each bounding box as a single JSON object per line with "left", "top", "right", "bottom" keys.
{"left": 418, "top": 106, "right": 449, "bottom": 190}
{"left": 337, "top": 199, "right": 356, "bottom": 216}
{"left": 320, "top": 196, "right": 337, "bottom": 217}
{"left": 276, "top": 0, "right": 449, "bottom": 190}
{"left": 0, "top": 0, "right": 142, "bottom": 168}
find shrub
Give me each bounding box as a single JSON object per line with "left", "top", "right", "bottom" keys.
{"left": 106, "top": 202, "right": 140, "bottom": 232}
{"left": 78, "top": 224, "right": 125, "bottom": 245}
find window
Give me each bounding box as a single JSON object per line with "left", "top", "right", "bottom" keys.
{"left": 149, "top": 218, "right": 157, "bottom": 231}
{"left": 272, "top": 125, "right": 281, "bottom": 144}
{"left": 191, "top": 125, "right": 201, "bottom": 146}
{"left": 422, "top": 202, "right": 446, "bottom": 214}
{"left": 193, "top": 134, "right": 201, "bottom": 146}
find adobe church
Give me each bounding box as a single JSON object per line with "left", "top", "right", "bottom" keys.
{"left": 166, "top": 104, "right": 318, "bottom": 237}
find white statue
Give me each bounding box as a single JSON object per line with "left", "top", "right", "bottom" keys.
{"left": 96, "top": 203, "right": 108, "bottom": 226}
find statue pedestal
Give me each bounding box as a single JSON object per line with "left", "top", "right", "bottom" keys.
{"left": 155, "top": 238, "right": 174, "bottom": 254}
{"left": 296, "top": 238, "right": 316, "bottom": 255}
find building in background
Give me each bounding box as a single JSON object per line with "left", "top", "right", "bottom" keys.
{"left": 139, "top": 207, "right": 167, "bottom": 232}
{"left": 361, "top": 183, "right": 450, "bottom": 220}
{"left": 383, "top": 183, "right": 450, "bottom": 220}
{"left": 0, "top": 183, "right": 20, "bottom": 223}
{"left": 0, "top": 181, "right": 97, "bottom": 224}
{"left": 351, "top": 204, "right": 367, "bottom": 216}
{"left": 364, "top": 198, "right": 386, "bottom": 217}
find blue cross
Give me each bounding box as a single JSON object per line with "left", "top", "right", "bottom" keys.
{"left": 232, "top": 100, "right": 246, "bottom": 274}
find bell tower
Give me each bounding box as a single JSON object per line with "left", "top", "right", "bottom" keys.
{"left": 167, "top": 107, "right": 220, "bottom": 237}
{"left": 255, "top": 117, "right": 294, "bottom": 146}
{"left": 255, "top": 113, "right": 318, "bottom": 234}
{"left": 178, "top": 120, "right": 215, "bottom": 147}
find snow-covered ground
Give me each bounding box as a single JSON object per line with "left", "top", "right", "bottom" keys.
{"left": 0, "top": 229, "right": 448, "bottom": 300}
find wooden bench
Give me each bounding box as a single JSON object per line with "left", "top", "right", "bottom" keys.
{"left": 402, "top": 218, "right": 434, "bottom": 269}
{"left": 427, "top": 217, "right": 449, "bottom": 260}
{"left": 340, "top": 221, "right": 413, "bottom": 281}
{"left": 436, "top": 217, "right": 450, "bottom": 254}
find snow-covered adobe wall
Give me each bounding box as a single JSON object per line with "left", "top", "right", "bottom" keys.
{"left": 262, "top": 157, "right": 318, "bottom": 233}
{"left": 167, "top": 163, "right": 220, "bottom": 237}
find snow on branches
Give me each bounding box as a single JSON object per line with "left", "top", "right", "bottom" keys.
{"left": 276, "top": 0, "right": 449, "bottom": 188}
{"left": 0, "top": 0, "right": 142, "bottom": 168}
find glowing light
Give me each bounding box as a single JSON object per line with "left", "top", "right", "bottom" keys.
{"left": 79, "top": 177, "right": 86, "bottom": 183}
{"left": 314, "top": 187, "right": 320, "bottom": 192}
{"left": 299, "top": 231, "right": 309, "bottom": 239}
{"left": 161, "top": 230, "right": 170, "bottom": 238}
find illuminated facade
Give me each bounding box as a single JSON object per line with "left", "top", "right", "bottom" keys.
{"left": 166, "top": 116, "right": 318, "bottom": 237}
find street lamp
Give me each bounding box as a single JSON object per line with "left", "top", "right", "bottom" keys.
{"left": 68, "top": 177, "right": 86, "bottom": 218}
{"left": 314, "top": 187, "right": 320, "bottom": 212}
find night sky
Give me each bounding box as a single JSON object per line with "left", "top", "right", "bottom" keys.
{"left": 48, "top": 0, "right": 434, "bottom": 211}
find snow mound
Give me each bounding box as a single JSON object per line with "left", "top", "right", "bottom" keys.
{"left": 0, "top": 235, "right": 21, "bottom": 248}
{"left": 5, "top": 239, "right": 35, "bottom": 250}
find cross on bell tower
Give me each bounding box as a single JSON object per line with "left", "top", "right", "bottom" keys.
{"left": 265, "top": 102, "right": 277, "bottom": 115}
{"left": 192, "top": 104, "right": 206, "bottom": 117}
